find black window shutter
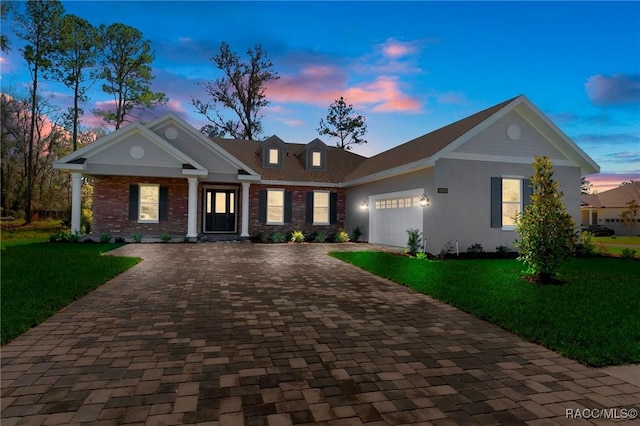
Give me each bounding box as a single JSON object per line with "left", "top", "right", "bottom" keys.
{"left": 159, "top": 186, "right": 169, "bottom": 221}
{"left": 284, "top": 191, "right": 292, "bottom": 223}
{"left": 129, "top": 185, "right": 139, "bottom": 220}
{"left": 330, "top": 192, "right": 338, "bottom": 224}
{"left": 490, "top": 177, "right": 502, "bottom": 228}
{"left": 306, "top": 192, "right": 314, "bottom": 223}
{"left": 523, "top": 179, "right": 534, "bottom": 209}
{"left": 258, "top": 190, "right": 267, "bottom": 224}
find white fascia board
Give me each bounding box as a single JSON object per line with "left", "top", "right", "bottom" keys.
{"left": 342, "top": 158, "right": 436, "bottom": 188}
{"left": 181, "top": 169, "right": 208, "bottom": 177}
{"left": 238, "top": 175, "right": 261, "bottom": 182}
{"left": 442, "top": 152, "right": 575, "bottom": 168}
{"left": 259, "top": 180, "right": 342, "bottom": 188}
{"left": 148, "top": 113, "right": 260, "bottom": 177}
{"left": 53, "top": 161, "right": 85, "bottom": 171}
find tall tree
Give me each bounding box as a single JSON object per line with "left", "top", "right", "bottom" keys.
{"left": 515, "top": 156, "right": 577, "bottom": 283}
{"left": 49, "top": 15, "right": 99, "bottom": 151}
{"left": 0, "top": 2, "right": 12, "bottom": 52}
{"left": 14, "top": 0, "right": 65, "bottom": 223}
{"left": 96, "top": 23, "right": 166, "bottom": 130}
{"left": 580, "top": 176, "right": 592, "bottom": 194}
{"left": 192, "top": 42, "right": 279, "bottom": 140}
{"left": 620, "top": 200, "right": 639, "bottom": 236}
{"left": 317, "top": 97, "right": 367, "bottom": 150}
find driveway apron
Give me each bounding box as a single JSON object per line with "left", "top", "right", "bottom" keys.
{"left": 2, "top": 243, "right": 639, "bottom": 426}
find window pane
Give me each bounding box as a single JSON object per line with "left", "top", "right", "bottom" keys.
{"left": 312, "top": 151, "right": 322, "bottom": 167}
{"left": 229, "top": 192, "right": 234, "bottom": 214}
{"left": 267, "top": 190, "right": 284, "bottom": 223}
{"left": 206, "top": 192, "right": 212, "bottom": 213}
{"left": 502, "top": 179, "right": 521, "bottom": 202}
{"left": 269, "top": 148, "right": 279, "bottom": 164}
{"left": 267, "top": 207, "right": 283, "bottom": 223}
{"left": 502, "top": 203, "right": 520, "bottom": 226}
{"left": 139, "top": 185, "right": 159, "bottom": 221}
{"left": 215, "top": 192, "right": 226, "bottom": 213}
{"left": 268, "top": 189, "right": 283, "bottom": 205}
{"left": 313, "top": 192, "right": 329, "bottom": 223}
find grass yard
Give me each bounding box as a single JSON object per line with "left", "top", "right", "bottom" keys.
{"left": 1, "top": 243, "right": 140, "bottom": 344}
{"left": 330, "top": 251, "right": 640, "bottom": 367}
{"left": 592, "top": 235, "right": 640, "bottom": 258}
{"left": 0, "top": 219, "right": 64, "bottom": 248}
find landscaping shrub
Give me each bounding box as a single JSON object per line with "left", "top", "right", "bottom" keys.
{"left": 312, "top": 231, "right": 327, "bottom": 243}
{"left": 48, "top": 230, "right": 79, "bottom": 243}
{"left": 406, "top": 228, "right": 422, "bottom": 256}
{"left": 268, "top": 232, "right": 286, "bottom": 243}
{"left": 99, "top": 233, "right": 112, "bottom": 243}
{"left": 621, "top": 248, "right": 637, "bottom": 259}
{"left": 160, "top": 233, "right": 172, "bottom": 242}
{"left": 576, "top": 231, "right": 597, "bottom": 256}
{"left": 351, "top": 225, "right": 363, "bottom": 242}
{"left": 290, "top": 230, "right": 305, "bottom": 243}
{"left": 466, "top": 243, "right": 484, "bottom": 257}
{"left": 515, "top": 156, "right": 576, "bottom": 282}
{"left": 333, "top": 229, "right": 350, "bottom": 243}
{"left": 132, "top": 233, "right": 143, "bottom": 243}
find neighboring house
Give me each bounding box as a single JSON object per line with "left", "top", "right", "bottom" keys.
{"left": 581, "top": 182, "right": 640, "bottom": 236}
{"left": 54, "top": 95, "right": 599, "bottom": 252}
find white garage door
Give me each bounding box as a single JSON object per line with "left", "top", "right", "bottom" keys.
{"left": 369, "top": 190, "right": 423, "bottom": 247}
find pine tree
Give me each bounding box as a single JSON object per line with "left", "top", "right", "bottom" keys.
{"left": 515, "top": 156, "right": 577, "bottom": 283}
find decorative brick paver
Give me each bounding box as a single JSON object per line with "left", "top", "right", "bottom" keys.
{"left": 2, "top": 243, "right": 639, "bottom": 425}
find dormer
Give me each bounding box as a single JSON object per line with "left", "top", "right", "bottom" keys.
{"left": 297, "top": 138, "right": 328, "bottom": 171}
{"left": 257, "top": 135, "right": 287, "bottom": 168}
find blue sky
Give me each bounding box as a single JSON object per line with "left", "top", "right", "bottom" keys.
{"left": 2, "top": 1, "right": 639, "bottom": 191}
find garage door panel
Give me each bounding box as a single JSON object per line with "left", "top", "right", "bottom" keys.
{"left": 370, "top": 193, "right": 423, "bottom": 247}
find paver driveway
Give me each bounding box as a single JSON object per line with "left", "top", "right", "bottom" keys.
{"left": 2, "top": 243, "right": 639, "bottom": 426}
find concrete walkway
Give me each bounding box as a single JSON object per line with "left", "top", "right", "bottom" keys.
{"left": 2, "top": 243, "right": 639, "bottom": 425}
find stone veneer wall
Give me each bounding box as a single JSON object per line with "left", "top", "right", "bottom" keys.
{"left": 248, "top": 184, "right": 346, "bottom": 238}
{"left": 92, "top": 176, "right": 189, "bottom": 237}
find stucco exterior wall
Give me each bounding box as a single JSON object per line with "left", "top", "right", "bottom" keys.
{"left": 92, "top": 176, "right": 189, "bottom": 237}
{"left": 345, "top": 168, "right": 434, "bottom": 244}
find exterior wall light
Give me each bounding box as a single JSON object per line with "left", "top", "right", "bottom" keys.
{"left": 420, "top": 194, "right": 430, "bottom": 207}
{"left": 361, "top": 200, "right": 369, "bottom": 209}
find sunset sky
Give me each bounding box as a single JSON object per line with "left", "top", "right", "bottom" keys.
{"left": 2, "top": 1, "right": 639, "bottom": 192}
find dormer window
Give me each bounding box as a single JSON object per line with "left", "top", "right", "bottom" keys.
{"left": 268, "top": 148, "right": 280, "bottom": 165}
{"left": 259, "top": 135, "right": 287, "bottom": 168}
{"left": 298, "top": 138, "right": 328, "bottom": 171}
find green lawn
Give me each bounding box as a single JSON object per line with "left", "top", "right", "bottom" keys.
{"left": 330, "top": 251, "right": 640, "bottom": 367}
{"left": 0, "top": 219, "right": 64, "bottom": 248}
{"left": 1, "top": 243, "right": 140, "bottom": 344}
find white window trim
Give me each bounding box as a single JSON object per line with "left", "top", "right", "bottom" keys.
{"left": 138, "top": 184, "right": 160, "bottom": 224}
{"left": 313, "top": 190, "right": 330, "bottom": 225}
{"left": 266, "top": 188, "right": 285, "bottom": 225}
{"left": 501, "top": 176, "right": 523, "bottom": 231}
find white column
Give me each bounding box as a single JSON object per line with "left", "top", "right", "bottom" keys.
{"left": 241, "top": 181, "right": 250, "bottom": 237}
{"left": 187, "top": 177, "right": 198, "bottom": 238}
{"left": 71, "top": 173, "right": 82, "bottom": 234}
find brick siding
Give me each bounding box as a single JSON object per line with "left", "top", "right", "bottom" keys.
{"left": 93, "top": 176, "right": 189, "bottom": 237}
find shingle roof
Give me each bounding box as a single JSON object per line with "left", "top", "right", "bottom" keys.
{"left": 344, "top": 96, "right": 519, "bottom": 181}
{"left": 581, "top": 181, "right": 640, "bottom": 208}
{"left": 212, "top": 138, "right": 367, "bottom": 183}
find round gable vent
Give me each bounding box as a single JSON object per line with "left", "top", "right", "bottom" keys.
{"left": 130, "top": 145, "right": 145, "bottom": 159}
{"left": 507, "top": 123, "right": 521, "bottom": 141}
{"left": 165, "top": 126, "right": 178, "bottom": 140}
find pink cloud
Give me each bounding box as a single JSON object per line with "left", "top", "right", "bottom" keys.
{"left": 585, "top": 74, "right": 640, "bottom": 106}
{"left": 585, "top": 172, "right": 640, "bottom": 193}
{"left": 268, "top": 68, "right": 421, "bottom": 113}
{"left": 380, "top": 38, "right": 417, "bottom": 59}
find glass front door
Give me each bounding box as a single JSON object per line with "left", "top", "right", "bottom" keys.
{"left": 204, "top": 189, "right": 236, "bottom": 232}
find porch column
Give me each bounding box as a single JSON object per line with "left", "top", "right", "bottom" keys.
{"left": 241, "top": 181, "right": 250, "bottom": 237}
{"left": 187, "top": 177, "right": 198, "bottom": 238}
{"left": 71, "top": 172, "right": 82, "bottom": 234}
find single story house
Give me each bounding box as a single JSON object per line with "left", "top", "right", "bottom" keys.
{"left": 54, "top": 95, "right": 599, "bottom": 253}
{"left": 581, "top": 181, "right": 640, "bottom": 236}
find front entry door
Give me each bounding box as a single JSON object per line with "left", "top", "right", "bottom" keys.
{"left": 204, "top": 189, "right": 236, "bottom": 232}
